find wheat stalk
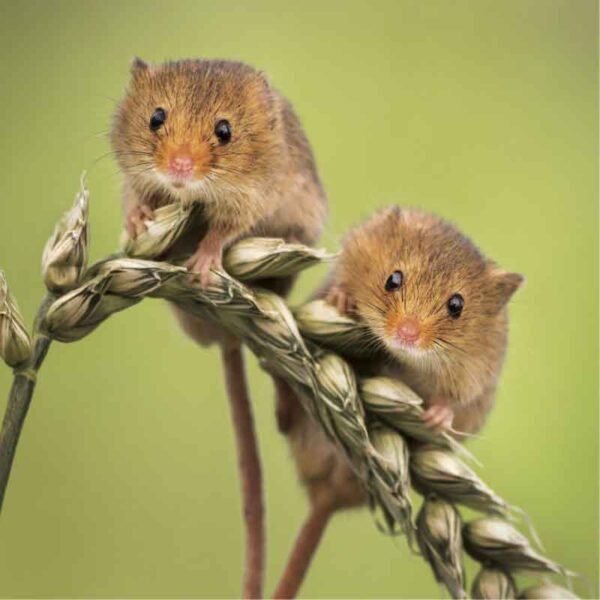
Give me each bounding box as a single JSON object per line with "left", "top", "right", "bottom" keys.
{"left": 0, "top": 180, "right": 578, "bottom": 599}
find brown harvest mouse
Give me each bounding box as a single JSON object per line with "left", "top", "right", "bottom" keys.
{"left": 272, "top": 206, "right": 523, "bottom": 598}
{"left": 324, "top": 206, "right": 523, "bottom": 435}
{"left": 111, "top": 58, "right": 326, "bottom": 285}
{"left": 111, "top": 58, "right": 327, "bottom": 599}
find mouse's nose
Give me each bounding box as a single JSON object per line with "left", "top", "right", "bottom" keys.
{"left": 169, "top": 152, "right": 194, "bottom": 177}
{"left": 396, "top": 317, "right": 421, "bottom": 344}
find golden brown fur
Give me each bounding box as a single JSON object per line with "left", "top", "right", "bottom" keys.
{"left": 111, "top": 58, "right": 326, "bottom": 243}
{"left": 329, "top": 206, "right": 523, "bottom": 434}
{"left": 111, "top": 57, "right": 327, "bottom": 343}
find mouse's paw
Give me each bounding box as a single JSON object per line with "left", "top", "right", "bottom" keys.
{"left": 422, "top": 402, "right": 454, "bottom": 433}
{"left": 185, "top": 234, "right": 224, "bottom": 287}
{"left": 185, "top": 251, "right": 222, "bottom": 288}
{"left": 326, "top": 285, "right": 356, "bottom": 316}
{"left": 125, "top": 204, "right": 154, "bottom": 239}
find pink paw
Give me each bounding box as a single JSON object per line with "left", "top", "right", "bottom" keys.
{"left": 125, "top": 204, "right": 154, "bottom": 239}
{"left": 325, "top": 285, "right": 356, "bottom": 316}
{"left": 422, "top": 403, "right": 454, "bottom": 433}
{"left": 185, "top": 250, "right": 222, "bottom": 287}
{"left": 185, "top": 230, "right": 225, "bottom": 288}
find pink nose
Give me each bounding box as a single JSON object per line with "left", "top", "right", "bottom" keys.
{"left": 396, "top": 317, "right": 421, "bottom": 344}
{"left": 169, "top": 155, "right": 194, "bottom": 176}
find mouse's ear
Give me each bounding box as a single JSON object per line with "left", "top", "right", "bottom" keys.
{"left": 256, "top": 70, "right": 273, "bottom": 91}
{"left": 130, "top": 57, "right": 150, "bottom": 78}
{"left": 487, "top": 265, "right": 525, "bottom": 309}
{"left": 256, "top": 71, "right": 280, "bottom": 128}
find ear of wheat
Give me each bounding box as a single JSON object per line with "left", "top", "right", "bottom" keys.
{"left": 0, "top": 274, "right": 32, "bottom": 369}
{"left": 0, "top": 179, "right": 579, "bottom": 598}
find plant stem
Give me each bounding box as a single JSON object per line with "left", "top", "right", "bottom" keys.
{"left": 0, "top": 297, "right": 53, "bottom": 512}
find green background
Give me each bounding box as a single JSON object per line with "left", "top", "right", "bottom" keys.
{"left": 0, "top": 1, "right": 597, "bottom": 598}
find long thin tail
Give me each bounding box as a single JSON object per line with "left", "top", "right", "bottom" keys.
{"left": 222, "top": 344, "right": 265, "bottom": 599}
{"left": 272, "top": 504, "right": 333, "bottom": 599}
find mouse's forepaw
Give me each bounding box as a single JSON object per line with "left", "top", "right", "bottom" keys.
{"left": 125, "top": 204, "right": 154, "bottom": 239}
{"left": 422, "top": 403, "right": 454, "bottom": 433}
{"left": 325, "top": 285, "right": 356, "bottom": 316}
{"left": 185, "top": 245, "right": 223, "bottom": 288}
{"left": 184, "top": 230, "right": 225, "bottom": 288}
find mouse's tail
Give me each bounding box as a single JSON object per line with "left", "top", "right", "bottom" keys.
{"left": 221, "top": 343, "right": 266, "bottom": 599}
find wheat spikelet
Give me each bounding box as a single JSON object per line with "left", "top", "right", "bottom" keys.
{"left": 42, "top": 175, "right": 89, "bottom": 293}
{"left": 120, "top": 202, "right": 196, "bottom": 259}
{"left": 463, "top": 518, "right": 569, "bottom": 576}
{"left": 471, "top": 566, "right": 517, "bottom": 599}
{"left": 410, "top": 446, "right": 508, "bottom": 515}
{"left": 223, "top": 237, "right": 334, "bottom": 281}
{"left": 0, "top": 272, "right": 32, "bottom": 368}
{"left": 416, "top": 496, "right": 466, "bottom": 599}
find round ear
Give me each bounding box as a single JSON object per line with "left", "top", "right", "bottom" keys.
{"left": 130, "top": 56, "right": 150, "bottom": 78}
{"left": 488, "top": 266, "right": 525, "bottom": 310}
{"left": 381, "top": 205, "right": 403, "bottom": 223}
{"left": 256, "top": 70, "right": 273, "bottom": 92}
{"left": 256, "top": 71, "right": 280, "bottom": 129}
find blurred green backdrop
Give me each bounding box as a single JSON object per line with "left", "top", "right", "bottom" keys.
{"left": 0, "top": 0, "right": 597, "bottom": 598}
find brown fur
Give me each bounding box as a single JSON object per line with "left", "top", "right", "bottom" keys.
{"left": 111, "top": 57, "right": 327, "bottom": 341}
{"left": 111, "top": 57, "right": 326, "bottom": 244}
{"left": 328, "top": 206, "right": 523, "bottom": 432}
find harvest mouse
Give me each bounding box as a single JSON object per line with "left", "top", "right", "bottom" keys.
{"left": 273, "top": 206, "right": 523, "bottom": 597}
{"left": 324, "top": 206, "right": 523, "bottom": 435}
{"left": 111, "top": 57, "right": 328, "bottom": 599}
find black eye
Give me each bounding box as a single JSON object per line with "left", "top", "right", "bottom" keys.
{"left": 215, "top": 119, "right": 232, "bottom": 144}
{"left": 385, "top": 270, "right": 403, "bottom": 292}
{"left": 149, "top": 108, "right": 166, "bottom": 131}
{"left": 447, "top": 294, "right": 464, "bottom": 319}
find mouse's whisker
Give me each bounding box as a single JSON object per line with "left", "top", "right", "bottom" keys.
{"left": 436, "top": 338, "right": 469, "bottom": 359}
{"left": 89, "top": 151, "right": 117, "bottom": 167}
{"left": 360, "top": 299, "right": 387, "bottom": 316}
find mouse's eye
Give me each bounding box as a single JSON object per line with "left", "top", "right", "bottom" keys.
{"left": 447, "top": 294, "right": 464, "bottom": 319}
{"left": 215, "top": 119, "right": 232, "bottom": 144}
{"left": 384, "top": 270, "right": 403, "bottom": 292}
{"left": 149, "top": 108, "right": 167, "bottom": 131}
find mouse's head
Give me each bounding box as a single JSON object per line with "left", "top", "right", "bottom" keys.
{"left": 338, "top": 207, "right": 523, "bottom": 367}
{"left": 111, "top": 58, "right": 283, "bottom": 204}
